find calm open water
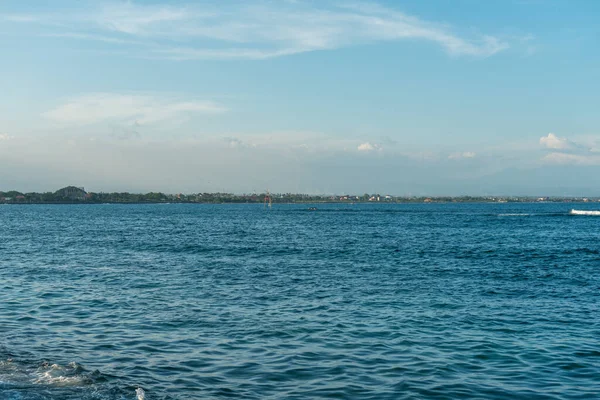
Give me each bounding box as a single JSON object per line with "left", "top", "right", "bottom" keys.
{"left": 0, "top": 203, "right": 599, "bottom": 399}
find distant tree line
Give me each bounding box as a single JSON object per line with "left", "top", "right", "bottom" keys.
{"left": 0, "top": 187, "right": 597, "bottom": 204}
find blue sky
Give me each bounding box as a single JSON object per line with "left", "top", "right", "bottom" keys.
{"left": 1, "top": 0, "right": 599, "bottom": 195}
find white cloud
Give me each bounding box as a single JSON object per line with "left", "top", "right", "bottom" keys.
{"left": 42, "top": 93, "right": 226, "bottom": 126}
{"left": 538, "top": 132, "right": 600, "bottom": 165}
{"left": 0, "top": 134, "right": 14, "bottom": 141}
{"left": 6, "top": 1, "right": 509, "bottom": 60}
{"left": 539, "top": 133, "right": 571, "bottom": 150}
{"left": 358, "top": 142, "right": 382, "bottom": 152}
{"left": 448, "top": 151, "right": 476, "bottom": 159}
{"left": 2, "top": 15, "right": 40, "bottom": 22}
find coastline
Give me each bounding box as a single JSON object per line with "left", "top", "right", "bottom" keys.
{"left": 2, "top": 186, "right": 600, "bottom": 205}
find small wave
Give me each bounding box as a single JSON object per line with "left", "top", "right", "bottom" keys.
{"left": 497, "top": 213, "right": 531, "bottom": 217}
{"left": 0, "top": 357, "right": 135, "bottom": 399}
{"left": 33, "top": 362, "right": 88, "bottom": 387}
{"left": 570, "top": 209, "right": 600, "bottom": 216}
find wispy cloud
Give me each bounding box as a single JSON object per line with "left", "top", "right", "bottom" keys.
{"left": 4, "top": 1, "right": 509, "bottom": 60}
{"left": 541, "top": 152, "right": 600, "bottom": 166}
{"left": 96, "top": 2, "right": 192, "bottom": 36}
{"left": 448, "top": 151, "right": 476, "bottom": 159}
{"left": 223, "top": 136, "right": 260, "bottom": 149}
{"left": 42, "top": 93, "right": 226, "bottom": 126}
{"left": 2, "top": 14, "right": 40, "bottom": 22}
{"left": 41, "top": 32, "right": 145, "bottom": 45}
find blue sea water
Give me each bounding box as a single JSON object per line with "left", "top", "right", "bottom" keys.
{"left": 0, "top": 203, "right": 599, "bottom": 399}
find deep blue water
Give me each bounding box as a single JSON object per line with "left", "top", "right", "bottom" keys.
{"left": 1, "top": 203, "right": 599, "bottom": 399}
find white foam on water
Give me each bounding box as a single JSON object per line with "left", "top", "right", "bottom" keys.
{"left": 570, "top": 209, "right": 600, "bottom": 216}
{"left": 32, "top": 362, "right": 87, "bottom": 387}
{"left": 498, "top": 213, "right": 531, "bottom": 217}
{"left": 1, "top": 357, "right": 131, "bottom": 399}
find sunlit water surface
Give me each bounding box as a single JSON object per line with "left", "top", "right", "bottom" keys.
{"left": 1, "top": 203, "right": 599, "bottom": 399}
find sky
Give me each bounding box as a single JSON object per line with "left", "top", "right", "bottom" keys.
{"left": 1, "top": 0, "right": 599, "bottom": 195}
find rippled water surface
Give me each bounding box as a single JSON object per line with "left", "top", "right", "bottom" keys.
{"left": 1, "top": 203, "right": 599, "bottom": 399}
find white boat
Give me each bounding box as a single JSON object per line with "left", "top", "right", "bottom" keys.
{"left": 570, "top": 209, "right": 600, "bottom": 216}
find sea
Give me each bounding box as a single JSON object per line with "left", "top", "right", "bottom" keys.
{"left": 0, "top": 203, "right": 599, "bottom": 399}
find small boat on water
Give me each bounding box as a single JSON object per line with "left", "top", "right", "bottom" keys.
{"left": 570, "top": 209, "right": 600, "bottom": 216}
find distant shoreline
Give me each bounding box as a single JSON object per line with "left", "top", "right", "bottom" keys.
{"left": 1, "top": 186, "right": 599, "bottom": 205}
{"left": 1, "top": 200, "right": 598, "bottom": 205}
